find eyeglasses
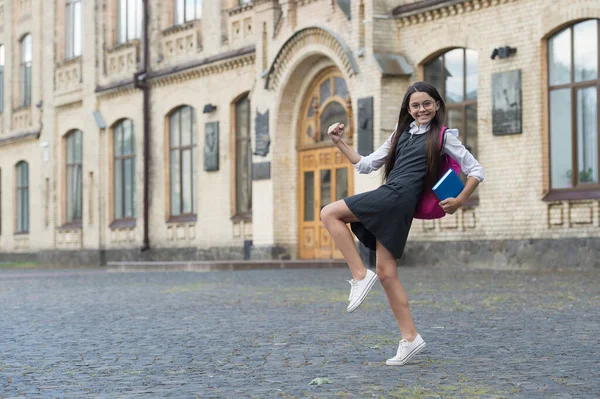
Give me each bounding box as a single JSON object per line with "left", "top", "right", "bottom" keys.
{"left": 409, "top": 100, "right": 436, "bottom": 111}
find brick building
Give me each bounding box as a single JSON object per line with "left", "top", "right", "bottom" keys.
{"left": 0, "top": 0, "right": 598, "bottom": 267}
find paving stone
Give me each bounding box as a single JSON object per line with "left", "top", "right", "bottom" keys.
{"left": 0, "top": 267, "right": 599, "bottom": 398}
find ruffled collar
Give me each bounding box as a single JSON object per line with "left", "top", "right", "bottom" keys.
{"left": 409, "top": 121, "right": 430, "bottom": 135}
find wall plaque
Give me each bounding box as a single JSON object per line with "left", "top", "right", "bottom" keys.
{"left": 357, "top": 97, "right": 374, "bottom": 155}
{"left": 492, "top": 70, "right": 522, "bottom": 135}
{"left": 204, "top": 122, "right": 219, "bottom": 171}
{"left": 254, "top": 110, "right": 270, "bottom": 156}
{"left": 252, "top": 161, "right": 271, "bottom": 180}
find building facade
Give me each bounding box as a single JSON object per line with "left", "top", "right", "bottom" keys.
{"left": 0, "top": 0, "right": 598, "bottom": 268}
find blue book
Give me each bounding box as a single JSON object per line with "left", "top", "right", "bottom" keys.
{"left": 432, "top": 169, "right": 464, "bottom": 201}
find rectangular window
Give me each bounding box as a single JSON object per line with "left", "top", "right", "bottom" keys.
{"left": 175, "top": 0, "right": 202, "bottom": 25}
{"left": 550, "top": 89, "right": 573, "bottom": 189}
{"left": 66, "top": 130, "right": 83, "bottom": 224}
{"left": 169, "top": 107, "right": 196, "bottom": 217}
{"left": 45, "top": 178, "right": 50, "bottom": 228}
{"left": 16, "top": 162, "right": 29, "bottom": 233}
{"left": 88, "top": 172, "right": 94, "bottom": 225}
{"left": 65, "top": 0, "right": 82, "bottom": 59}
{"left": 576, "top": 87, "right": 598, "bottom": 184}
{"left": 0, "top": 169, "right": 2, "bottom": 235}
{"left": 0, "top": 45, "right": 4, "bottom": 113}
{"left": 114, "top": 120, "right": 136, "bottom": 220}
{"left": 235, "top": 96, "right": 251, "bottom": 215}
{"left": 20, "top": 35, "right": 32, "bottom": 107}
{"left": 118, "top": 0, "right": 142, "bottom": 44}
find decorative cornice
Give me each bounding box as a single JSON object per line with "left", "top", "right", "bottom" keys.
{"left": 264, "top": 25, "right": 359, "bottom": 91}
{"left": 0, "top": 130, "right": 40, "bottom": 146}
{"left": 297, "top": 0, "right": 322, "bottom": 6}
{"left": 162, "top": 21, "right": 198, "bottom": 37}
{"left": 394, "top": 0, "right": 517, "bottom": 26}
{"left": 148, "top": 45, "right": 256, "bottom": 88}
{"left": 55, "top": 100, "right": 84, "bottom": 113}
{"left": 95, "top": 79, "right": 137, "bottom": 100}
{"left": 94, "top": 47, "right": 256, "bottom": 98}
{"left": 228, "top": 2, "right": 253, "bottom": 16}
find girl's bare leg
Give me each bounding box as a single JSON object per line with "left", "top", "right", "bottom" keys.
{"left": 320, "top": 200, "right": 367, "bottom": 281}
{"left": 375, "top": 240, "right": 418, "bottom": 341}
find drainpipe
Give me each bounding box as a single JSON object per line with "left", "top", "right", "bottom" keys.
{"left": 134, "top": 0, "right": 150, "bottom": 252}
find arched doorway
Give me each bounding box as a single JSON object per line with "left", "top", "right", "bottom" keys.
{"left": 298, "top": 68, "right": 354, "bottom": 259}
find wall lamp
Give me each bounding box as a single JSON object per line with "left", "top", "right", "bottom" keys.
{"left": 491, "top": 46, "right": 517, "bottom": 60}
{"left": 203, "top": 104, "right": 217, "bottom": 114}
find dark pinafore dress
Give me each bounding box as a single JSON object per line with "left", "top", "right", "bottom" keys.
{"left": 344, "top": 129, "right": 428, "bottom": 259}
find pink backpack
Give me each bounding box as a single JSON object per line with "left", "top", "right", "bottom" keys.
{"left": 413, "top": 126, "right": 461, "bottom": 220}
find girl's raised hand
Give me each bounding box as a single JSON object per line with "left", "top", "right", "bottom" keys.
{"left": 327, "top": 122, "right": 345, "bottom": 143}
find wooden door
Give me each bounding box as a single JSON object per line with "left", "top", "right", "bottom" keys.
{"left": 299, "top": 147, "right": 354, "bottom": 259}
{"left": 297, "top": 68, "right": 354, "bottom": 259}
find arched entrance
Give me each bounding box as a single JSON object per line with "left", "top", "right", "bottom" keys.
{"left": 298, "top": 67, "right": 354, "bottom": 259}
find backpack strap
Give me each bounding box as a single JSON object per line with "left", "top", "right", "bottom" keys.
{"left": 439, "top": 125, "right": 448, "bottom": 154}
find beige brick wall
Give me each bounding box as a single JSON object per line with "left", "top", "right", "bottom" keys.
{"left": 391, "top": 0, "right": 600, "bottom": 242}
{"left": 0, "top": 0, "right": 50, "bottom": 252}
{"left": 0, "top": 0, "right": 599, "bottom": 260}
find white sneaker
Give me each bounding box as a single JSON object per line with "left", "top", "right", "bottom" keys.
{"left": 385, "top": 334, "right": 426, "bottom": 366}
{"left": 347, "top": 269, "right": 378, "bottom": 313}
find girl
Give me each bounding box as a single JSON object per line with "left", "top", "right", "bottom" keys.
{"left": 320, "top": 81, "right": 484, "bottom": 366}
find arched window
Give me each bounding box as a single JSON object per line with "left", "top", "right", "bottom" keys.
{"left": 234, "top": 94, "right": 251, "bottom": 216}
{"left": 169, "top": 106, "right": 196, "bottom": 217}
{"left": 301, "top": 71, "right": 350, "bottom": 146}
{"left": 113, "top": 119, "right": 136, "bottom": 220}
{"left": 20, "top": 34, "right": 32, "bottom": 107}
{"left": 65, "top": 130, "right": 83, "bottom": 224}
{"left": 424, "top": 48, "right": 478, "bottom": 157}
{"left": 548, "top": 19, "right": 599, "bottom": 190}
{"left": 16, "top": 161, "right": 29, "bottom": 233}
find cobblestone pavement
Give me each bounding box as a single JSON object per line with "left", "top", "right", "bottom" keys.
{"left": 1, "top": 267, "right": 599, "bottom": 398}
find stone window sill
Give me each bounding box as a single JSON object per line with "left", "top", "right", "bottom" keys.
{"left": 13, "top": 106, "right": 31, "bottom": 113}
{"left": 231, "top": 212, "right": 252, "bottom": 222}
{"left": 56, "top": 56, "right": 82, "bottom": 68}
{"left": 58, "top": 222, "right": 82, "bottom": 230}
{"left": 542, "top": 188, "right": 600, "bottom": 202}
{"left": 106, "top": 40, "right": 141, "bottom": 54}
{"left": 109, "top": 219, "right": 136, "bottom": 230}
{"left": 167, "top": 214, "right": 197, "bottom": 224}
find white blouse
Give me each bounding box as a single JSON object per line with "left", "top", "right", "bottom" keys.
{"left": 353, "top": 122, "right": 485, "bottom": 182}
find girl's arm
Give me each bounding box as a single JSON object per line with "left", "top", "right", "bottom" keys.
{"left": 334, "top": 139, "right": 361, "bottom": 164}
{"left": 456, "top": 176, "right": 479, "bottom": 204}
{"left": 327, "top": 122, "right": 394, "bottom": 174}
{"left": 442, "top": 129, "right": 484, "bottom": 182}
